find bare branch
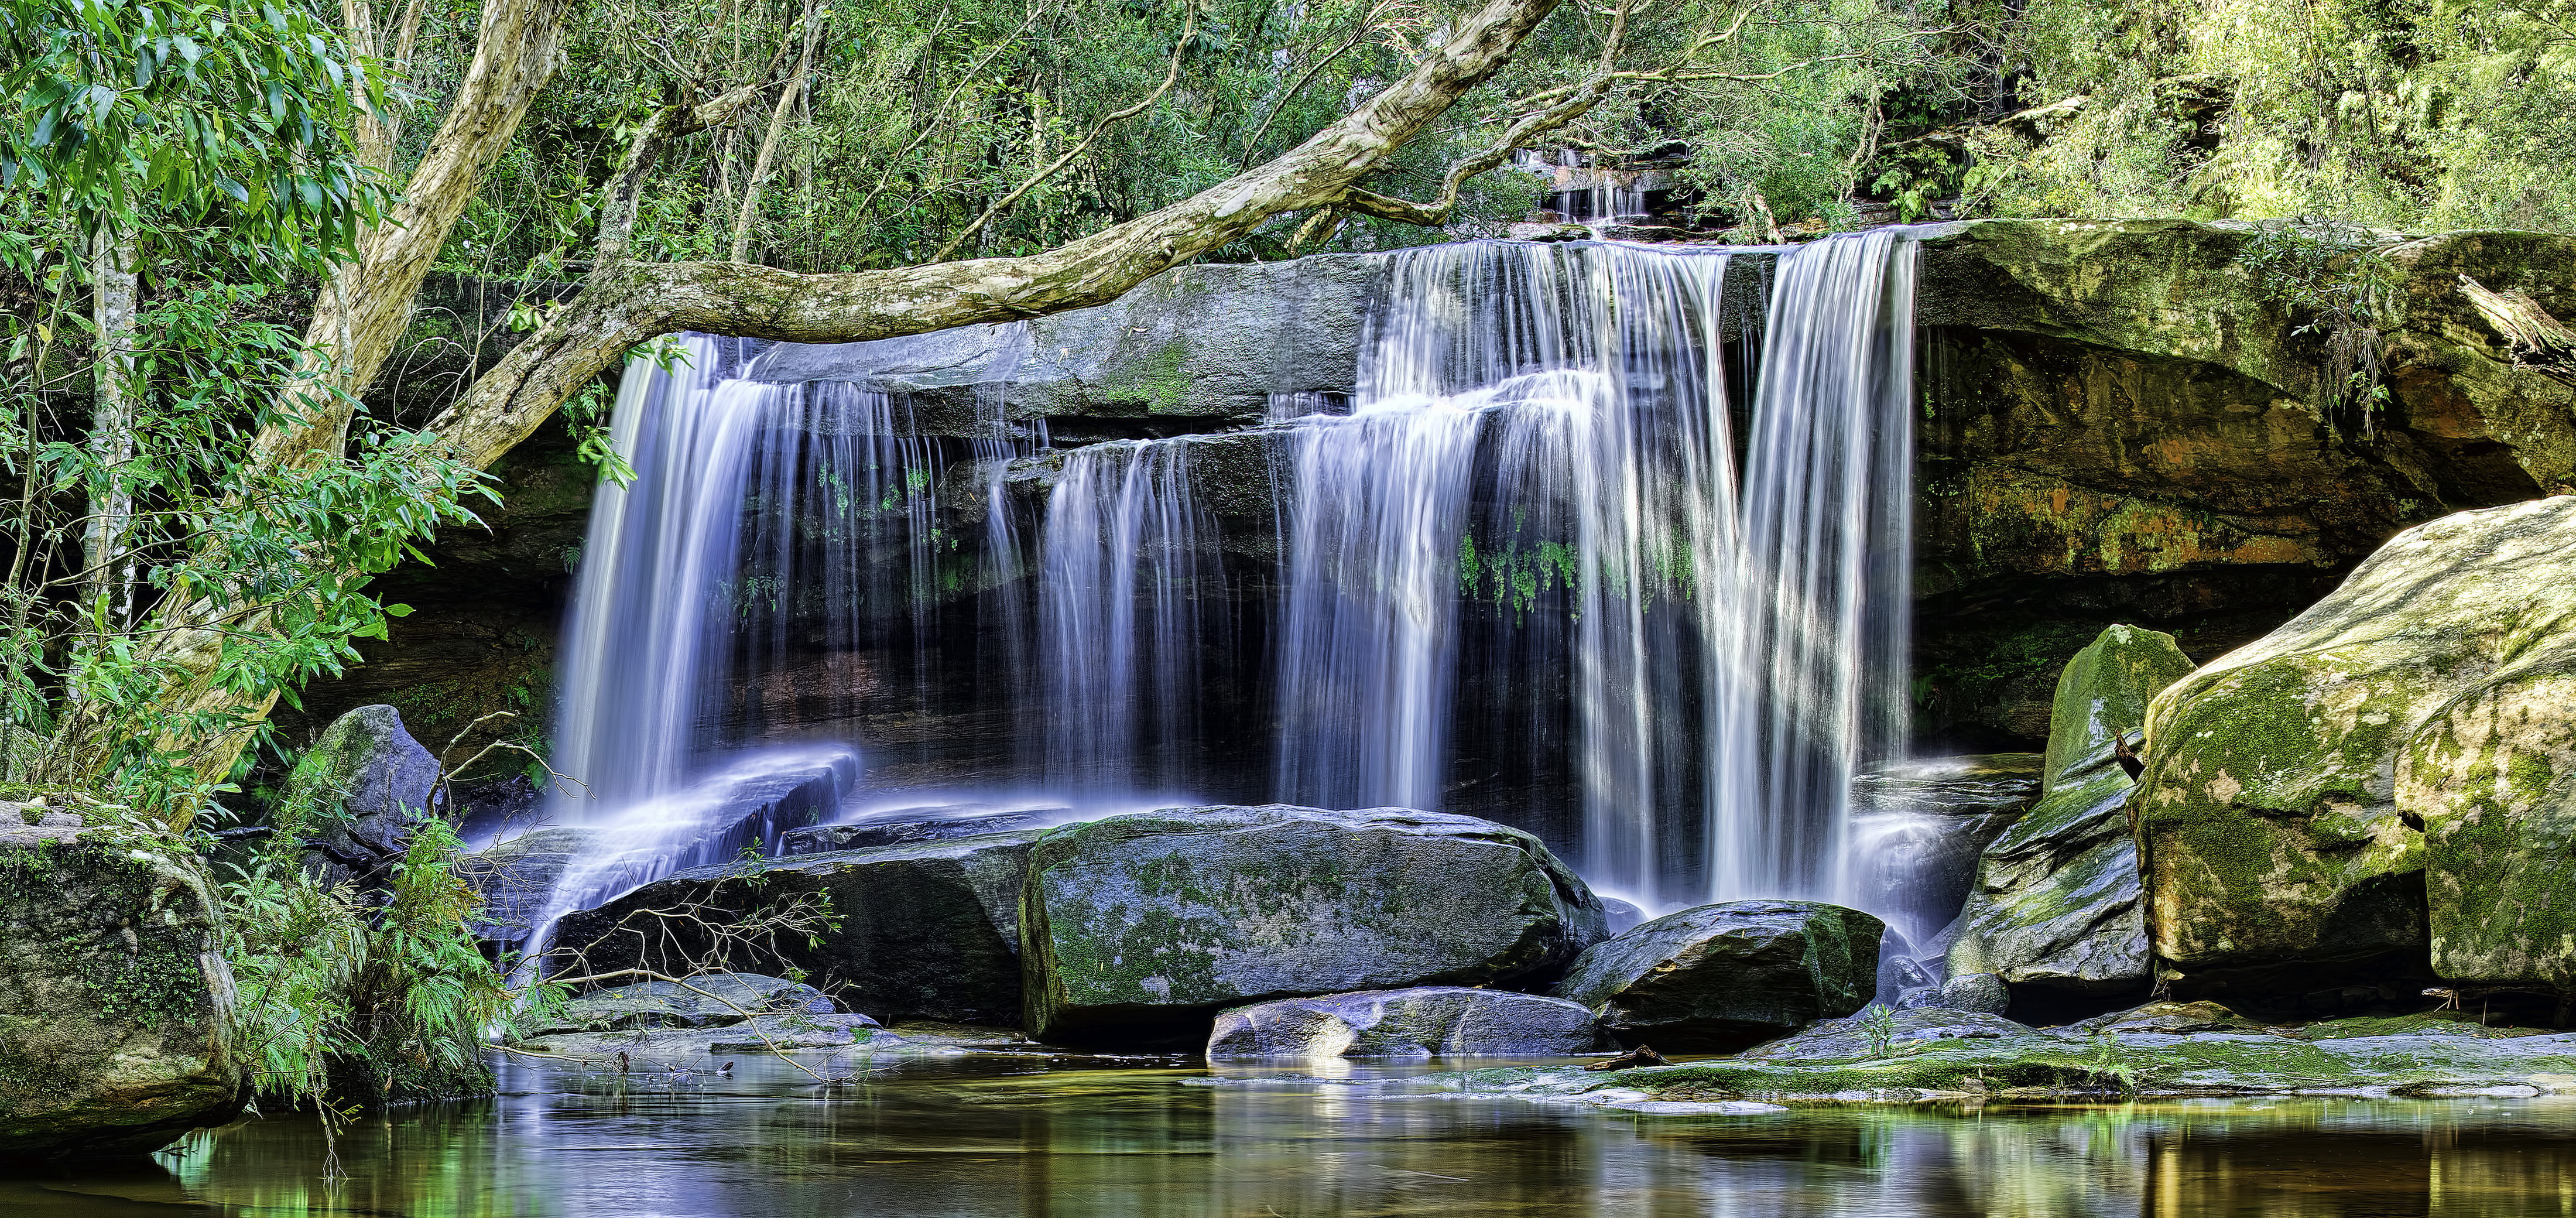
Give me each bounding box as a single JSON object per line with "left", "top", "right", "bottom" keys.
{"left": 728, "top": 0, "right": 829, "bottom": 262}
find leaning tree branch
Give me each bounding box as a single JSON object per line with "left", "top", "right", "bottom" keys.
{"left": 93, "top": 0, "right": 1570, "bottom": 789}
{"left": 426, "top": 0, "right": 1570, "bottom": 473}
{"left": 1336, "top": 0, "right": 1633, "bottom": 228}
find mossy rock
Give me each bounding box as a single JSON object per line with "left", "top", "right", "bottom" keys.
{"left": 1019, "top": 805, "right": 1608, "bottom": 1048}
{"left": 279, "top": 705, "right": 442, "bottom": 891}
{"left": 2140, "top": 497, "right": 2576, "bottom": 993}
{"left": 0, "top": 829, "right": 241, "bottom": 1160}
{"left": 1554, "top": 901, "right": 1883, "bottom": 1052}
{"left": 1951, "top": 625, "right": 2194, "bottom": 992}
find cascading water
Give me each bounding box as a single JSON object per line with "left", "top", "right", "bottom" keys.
{"left": 1265, "top": 232, "right": 1915, "bottom": 911}
{"left": 1710, "top": 230, "right": 1919, "bottom": 908}
{"left": 516, "top": 230, "right": 1920, "bottom": 954}
{"left": 525, "top": 334, "right": 982, "bottom": 949}
{"left": 1038, "top": 437, "right": 1231, "bottom": 798}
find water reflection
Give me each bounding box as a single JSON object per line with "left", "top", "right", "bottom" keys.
{"left": 9, "top": 1057, "right": 2576, "bottom": 1216}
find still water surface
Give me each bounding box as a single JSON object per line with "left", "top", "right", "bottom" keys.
{"left": 9, "top": 1055, "right": 2576, "bottom": 1216}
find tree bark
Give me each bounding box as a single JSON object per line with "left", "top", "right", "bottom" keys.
{"left": 83, "top": 229, "right": 138, "bottom": 625}
{"left": 262, "top": 0, "right": 579, "bottom": 474}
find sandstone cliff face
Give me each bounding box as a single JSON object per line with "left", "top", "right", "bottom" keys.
{"left": 1911, "top": 220, "right": 2576, "bottom": 745}
{"left": 294, "top": 220, "right": 2576, "bottom": 778}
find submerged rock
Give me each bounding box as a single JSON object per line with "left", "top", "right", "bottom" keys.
{"left": 0, "top": 820, "right": 241, "bottom": 1160}
{"left": 2065, "top": 1000, "right": 2267, "bottom": 1036}
{"left": 1020, "top": 805, "right": 1608, "bottom": 1046}
{"left": 1741, "top": 1008, "right": 2049, "bottom": 1062}
{"left": 284, "top": 704, "right": 442, "bottom": 889}
{"left": 1950, "top": 625, "right": 2193, "bottom": 996}
{"left": 1207, "top": 987, "right": 1601, "bottom": 1058}
{"left": 1553, "top": 901, "right": 1884, "bottom": 1052}
{"left": 520, "top": 1012, "right": 895, "bottom": 1060}
{"left": 1398, "top": 1019, "right": 2576, "bottom": 1104}
{"left": 2139, "top": 497, "right": 2576, "bottom": 994}
{"left": 533, "top": 973, "right": 835, "bottom": 1035}
{"left": 551, "top": 829, "right": 1046, "bottom": 1025}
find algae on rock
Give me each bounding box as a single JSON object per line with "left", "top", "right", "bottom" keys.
{"left": 1019, "top": 805, "right": 1607, "bottom": 1046}
{"left": 0, "top": 816, "right": 242, "bottom": 1160}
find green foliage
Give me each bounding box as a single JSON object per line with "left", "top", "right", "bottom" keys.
{"left": 1, "top": 0, "right": 389, "bottom": 259}
{"left": 222, "top": 816, "right": 520, "bottom": 1108}
{"left": 1860, "top": 1002, "right": 1899, "bottom": 1058}
{"left": 1964, "top": 0, "right": 2576, "bottom": 232}
{"left": 0, "top": 0, "right": 488, "bottom": 823}
{"left": 2235, "top": 223, "right": 2400, "bottom": 429}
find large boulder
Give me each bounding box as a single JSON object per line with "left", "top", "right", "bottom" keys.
{"left": 1948, "top": 625, "right": 2194, "bottom": 996}
{"left": 1207, "top": 987, "right": 1600, "bottom": 1058}
{"left": 1019, "top": 805, "right": 1608, "bottom": 1046}
{"left": 1553, "top": 900, "right": 1883, "bottom": 1052}
{"left": 0, "top": 810, "right": 241, "bottom": 1159}
{"left": 283, "top": 705, "right": 441, "bottom": 889}
{"left": 551, "top": 829, "right": 1044, "bottom": 1025}
{"left": 2139, "top": 497, "right": 2576, "bottom": 995}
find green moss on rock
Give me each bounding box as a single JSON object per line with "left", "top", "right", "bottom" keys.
{"left": 2141, "top": 496, "right": 2576, "bottom": 991}
{"left": 1952, "top": 624, "right": 2193, "bottom": 991}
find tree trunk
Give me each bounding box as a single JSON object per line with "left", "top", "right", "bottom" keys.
{"left": 261, "top": 0, "right": 579, "bottom": 475}
{"left": 47, "top": 0, "right": 579, "bottom": 786}
{"left": 83, "top": 230, "right": 138, "bottom": 626}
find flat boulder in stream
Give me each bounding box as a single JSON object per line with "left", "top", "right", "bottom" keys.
{"left": 779, "top": 805, "right": 1060, "bottom": 856}
{"left": 550, "top": 829, "right": 1046, "bottom": 1025}
{"left": 1553, "top": 901, "right": 1884, "bottom": 1052}
{"left": 532, "top": 973, "right": 836, "bottom": 1035}
{"left": 1020, "top": 806, "right": 1608, "bottom": 1046}
{"left": 1207, "top": 987, "right": 1602, "bottom": 1058}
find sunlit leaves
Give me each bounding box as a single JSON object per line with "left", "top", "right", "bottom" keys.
{"left": 0, "top": 0, "right": 388, "bottom": 264}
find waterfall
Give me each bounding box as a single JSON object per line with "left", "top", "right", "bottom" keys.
{"left": 523, "top": 231, "right": 1917, "bottom": 939}
{"left": 1710, "top": 230, "right": 1918, "bottom": 906}
{"left": 1266, "top": 233, "right": 1913, "bottom": 909}
{"left": 1038, "top": 437, "right": 1230, "bottom": 798}
{"left": 550, "top": 337, "right": 955, "bottom": 819}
